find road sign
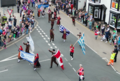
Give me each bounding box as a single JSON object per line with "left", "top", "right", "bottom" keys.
{"left": 7, "top": 9, "right": 13, "bottom": 15}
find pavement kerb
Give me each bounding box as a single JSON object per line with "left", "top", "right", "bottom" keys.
{"left": 0, "top": 19, "right": 38, "bottom": 52}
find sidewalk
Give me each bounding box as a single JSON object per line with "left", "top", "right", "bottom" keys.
{"left": 49, "top": 6, "right": 120, "bottom": 72}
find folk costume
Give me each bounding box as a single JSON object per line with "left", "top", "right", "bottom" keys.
{"left": 71, "top": 16, "right": 76, "bottom": 26}
{"left": 50, "top": 18, "right": 55, "bottom": 29}
{"left": 49, "top": 49, "right": 58, "bottom": 68}
{"left": 34, "top": 53, "right": 41, "bottom": 70}
{"left": 48, "top": 9, "right": 52, "bottom": 23}
{"left": 38, "top": 9, "right": 41, "bottom": 17}
{"left": 60, "top": 29, "right": 70, "bottom": 42}
{"left": 57, "top": 16, "right": 61, "bottom": 26}
{"left": 50, "top": 28, "right": 54, "bottom": 42}
{"left": 23, "top": 41, "right": 30, "bottom": 53}
{"left": 54, "top": 11, "right": 57, "bottom": 20}
{"left": 18, "top": 46, "right": 23, "bottom": 63}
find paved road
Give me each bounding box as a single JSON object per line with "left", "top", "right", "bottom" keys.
{"left": 0, "top": 5, "right": 120, "bottom": 81}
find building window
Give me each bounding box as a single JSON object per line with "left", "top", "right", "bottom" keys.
{"left": 88, "top": 5, "right": 93, "bottom": 15}
{"left": 110, "top": 13, "right": 117, "bottom": 28}
{"left": 117, "top": 15, "right": 120, "bottom": 28}
{"left": 111, "top": 0, "right": 119, "bottom": 10}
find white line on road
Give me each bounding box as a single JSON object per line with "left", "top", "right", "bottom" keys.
{"left": 55, "top": 46, "right": 57, "bottom": 48}
{"left": 38, "top": 31, "right": 40, "bottom": 32}
{"left": 73, "top": 68, "right": 76, "bottom": 72}
{"left": 111, "top": 65, "right": 116, "bottom": 72}
{"left": 0, "top": 69, "right": 8, "bottom": 73}
{"left": 68, "top": 63, "right": 72, "bottom": 67}
{"left": 52, "top": 43, "right": 55, "bottom": 46}
{"left": 64, "top": 58, "right": 68, "bottom": 61}
{"left": 40, "top": 59, "right": 50, "bottom": 62}
{"left": 46, "top": 40, "right": 48, "bottom": 43}
{"left": 48, "top": 44, "right": 51, "bottom": 46}
{"left": 50, "top": 47, "right": 53, "bottom": 48}
{"left": 116, "top": 72, "right": 120, "bottom": 75}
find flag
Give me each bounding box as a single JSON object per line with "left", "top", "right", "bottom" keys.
{"left": 78, "top": 33, "right": 85, "bottom": 55}
{"left": 26, "top": 34, "right": 34, "bottom": 52}
{"left": 59, "top": 25, "right": 70, "bottom": 36}
{"left": 54, "top": 50, "right": 64, "bottom": 70}
{"left": 40, "top": 6, "right": 44, "bottom": 11}
{"left": 20, "top": 51, "right": 34, "bottom": 63}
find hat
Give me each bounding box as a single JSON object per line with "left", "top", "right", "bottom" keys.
{"left": 79, "top": 64, "right": 82, "bottom": 66}
{"left": 53, "top": 49, "right": 55, "bottom": 51}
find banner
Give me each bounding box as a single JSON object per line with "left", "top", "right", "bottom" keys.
{"left": 20, "top": 51, "right": 34, "bottom": 63}
{"left": 38, "top": 4, "right": 49, "bottom": 8}
{"left": 26, "top": 34, "right": 34, "bottom": 52}
{"left": 78, "top": 33, "right": 85, "bottom": 55}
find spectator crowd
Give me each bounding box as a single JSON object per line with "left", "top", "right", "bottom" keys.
{"left": 0, "top": 0, "right": 35, "bottom": 49}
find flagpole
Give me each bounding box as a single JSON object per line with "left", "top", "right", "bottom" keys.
{"left": 73, "top": 38, "right": 79, "bottom": 47}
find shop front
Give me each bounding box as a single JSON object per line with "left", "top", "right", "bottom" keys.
{"left": 88, "top": 2, "right": 107, "bottom": 22}
{"left": 109, "top": 11, "right": 120, "bottom": 29}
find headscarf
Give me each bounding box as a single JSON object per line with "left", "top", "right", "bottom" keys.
{"left": 19, "top": 45, "right": 23, "bottom": 51}
{"left": 35, "top": 53, "right": 39, "bottom": 59}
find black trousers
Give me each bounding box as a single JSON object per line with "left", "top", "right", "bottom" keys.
{"left": 50, "top": 56, "right": 58, "bottom": 68}
{"left": 114, "top": 54, "right": 118, "bottom": 62}
{"left": 70, "top": 52, "right": 74, "bottom": 58}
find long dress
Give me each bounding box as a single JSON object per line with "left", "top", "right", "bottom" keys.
{"left": 34, "top": 54, "right": 41, "bottom": 68}
{"left": 38, "top": 9, "right": 41, "bottom": 17}
{"left": 57, "top": 17, "right": 61, "bottom": 25}
{"left": 18, "top": 46, "right": 23, "bottom": 59}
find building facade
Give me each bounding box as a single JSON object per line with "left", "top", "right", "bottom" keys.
{"left": 86, "top": 0, "right": 120, "bottom": 29}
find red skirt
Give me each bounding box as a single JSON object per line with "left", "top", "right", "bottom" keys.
{"left": 62, "top": 33, "right": 66, "bottom": 39}
{"left": 57, "top": 20, "right": 60, "bottom": 25}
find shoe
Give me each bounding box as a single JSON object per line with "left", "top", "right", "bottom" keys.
{"left": 34, "top": 68, "right": 36, "bottom": 71}
{"left": 18, "top": 59, "right": 20, "bottom": 63}
{"left": 71, "top": 58, "right": 73, "bottom": 60}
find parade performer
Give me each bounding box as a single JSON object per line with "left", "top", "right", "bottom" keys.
{"left": 18, "top": 45, "right": 23, "bottom": 63}
{"left": 34, "top": 53, "right": 41, "bottom": 70}
{"left": 71, "top": 16, "right": 76, "bottom": 26}
{"left": 23, "top": 41, "right": 30, "bottom": 53}
{"left": 48, "top": 9, "right": 52, "bottom": 23}
{"left": 60, "top": 29, "right": 69, "bottom": 42}
{"left": 70, "top": 44, "right": 74, "bottom": 60}
{"left": 107, "top": 52, "right": 116, "bottom": 66}
{"left": 77, "top": 32, "right": 82, "bottom": 39}
{"left": 54, "top": 11, "right": 57, "bottom": 20}
{"left": 48, "top": 49, "right": 58, "bottom": 68}
{"left": 50, "top": 28, "right": 54, "bottom": 42}
{"left": 77, "top": 64, "right": 85, "bottom": 81}
{"left": 42, "top": 9, "right": 45, "bottom": 17}
{"left": 57, "top": 16, "right": 61, "bottom": 26}
{"left": 37, "top": 8, "right": 41, "bottom": 18}
{"left": 50, "top": 18, "right": 55, "bottom": 29}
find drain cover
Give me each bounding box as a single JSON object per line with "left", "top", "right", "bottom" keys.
{"left": 103, "top": 52, "right": 107, "bottom": 54}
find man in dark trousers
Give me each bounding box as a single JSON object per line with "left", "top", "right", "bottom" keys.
{"left": 23, "top": 41, "right": 30, "bottom": 53}
{"left": 114, "top": 46, "right": 118, "bottom": 62}
{"left": 48, "top": 49, "right": 58, "bottom": 68}
{"left": 14, "top": 17, "right": 17, "bottom": 27}
{"left": 50, "top": 18, "right": 55, "bottom": 29}
{"left": 50, "top": 28, "right": 54, "bottom": 42}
